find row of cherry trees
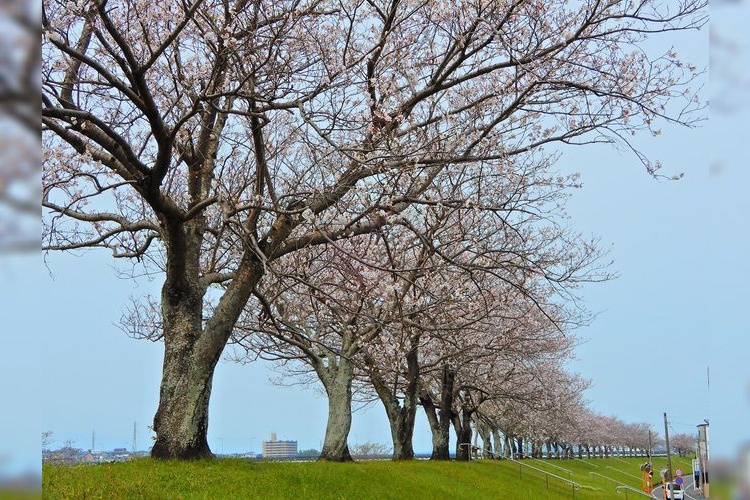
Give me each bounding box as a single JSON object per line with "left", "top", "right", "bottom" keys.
{"left": 227, "top": 216, "right": 662, "bottom": 460}
{"left": 42, "top": 0, "right": 706, "bottom": 459}
{"left": 227, "top": 149, "right": 608, "bottom": 460}
{"left": 475, "top": 406, "right": 663, "bottom": 460}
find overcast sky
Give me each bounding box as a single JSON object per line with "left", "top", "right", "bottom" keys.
{"left": 5, "top": 0, "right": 748, "bottom": 479}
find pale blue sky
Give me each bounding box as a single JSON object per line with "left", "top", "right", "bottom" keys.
{"left": 6, "top": 0, "right": 749, "bottom": 478}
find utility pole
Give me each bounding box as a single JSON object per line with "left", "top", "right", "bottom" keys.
{"left": 664, "top": 412, "right": 674, "bottom": 500}
{"left": 648, "top": 429, "right": 653, "bottom": 464}
{"left": 697, "top": 422, "right": 710, "bottom": 498}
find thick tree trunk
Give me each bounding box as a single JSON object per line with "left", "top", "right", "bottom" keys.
{"left": 151, "top": 230, "right": 214, "bottom": 459}
{"left": 492, "top": 427, "right": 503, "bottom": 459}
{"left": 476, "top": 418, "right": 492, "bottom": 458}
{"left": 504, "top": 434, "right": 514, "bottom": 458}
{"left": 419, "top": 366, "right": 454, "bottom": 461}
{"left": 366, "top": 339, "right": 419, "bottom": 460}
{"left": 317, "top": 354, "right": 354, "bottom": 462}
{"left": 150, "top": 274, "right": 261, "bottom": 458}
{"left": 151, "top": 349, "right": 214, "bottom": 459}
{"left": 387, "top": 411, "right": 416, "bottom": 460}
{"left": 150, "top": 218, "right": 262, "bottom": 459}
{"left": 420, "top": 394, "right": 450, "bottom": 460}
{"left": 430, "top": 423, "right": 450, "bottom": 460}
{"left": 452, "top": 408, "right": 473, "bottom": 461}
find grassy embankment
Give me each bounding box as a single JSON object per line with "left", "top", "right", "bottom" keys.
{"left": 43, "top": 455, "right": 703, "bottom": 499}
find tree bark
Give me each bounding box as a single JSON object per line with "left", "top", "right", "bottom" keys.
{"left": 492, "top": 427, "right": 504, "bottom": 459}
{"left": 317, "top": 353, "right": 355, "bottom": 462}
{"left": 150, "top": 221, "right": 263, "bottom": 459}
{"left": 420, "top": 366, "right": 455, "bottom": 461}
{"left": 151, "top": 346, "right": 214, "bottom": 459}
{"left": 386, "top": 407, "right": 416, "bottom": 460}
{"left": 151, "top": 220, "right": 212, "bottom": 459}
{"left": 452, "top": 408, "right": 473, "bottom": 461}
{"left": 504, "top": 433, "right": 514, "bottom": 459}
{"left": 475, "top": 418, "right": 493, "bottom": 458}
{"left": 366, "top": 339, "right": 419, "bottom": 460}
{"left": 420, "top": 394, "right": 450, "bottom": 460}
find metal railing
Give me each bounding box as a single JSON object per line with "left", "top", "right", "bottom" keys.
{"left": 457, "top": 443, "right": 601, "bottom": 496}
{"left": 606, "top": 465, "right": 643, "bottom": 480}
{"left": 613, "top": 457, "right": 634, "bottom": 465}
{"left": 615, "top": 485, "right": 656, "bottom": 499}
{"left": 571, "top": 456, "right": 599, "bottom": 468}
{"left": 589, "top": 471, "right": 656, "bottom": 499}
{"left": 510, "top": 457, "right": 601, "bottom": 494}
{"left": 457, "top": 442, "right": 504, "bottom": 459}
{"left": 590, "top": 470, "right": 631, "bottom": 487}
{"left": 529, "top": 457, "right": 574, "bottom": 476}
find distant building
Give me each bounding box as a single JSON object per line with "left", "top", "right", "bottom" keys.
{"left": 262, "top": 433, "right": 297, "bottom": 459}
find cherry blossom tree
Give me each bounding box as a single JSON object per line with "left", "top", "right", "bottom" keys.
{"left": 199, "top": 146, "right": 603, "bottom": 461}
{"left": 671, "top": 432, "right": 696, "bottom": 457}
{"left": 42, "top": 0, "right": 706, "bottom": 459}
{"left": 473, "top": 360, "right": 588, "bottom": 460}
{"left": 234, "top": 234, "right": 410, "bottom": 461}
{"left": 620, "top": 422, "right": 653, "bottom": 457}
{"left": 414, "top": 303, "right": 584, "bottom": 461}
{"left": 562, "top": 413, "right": 655, "bottom": 459}
{"left": 355, "top": 154, "right": 600, "bottom": 460}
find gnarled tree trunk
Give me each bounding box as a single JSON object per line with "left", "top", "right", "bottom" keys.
{"left": 365, "top": 339, "right": 419, "bottom": 460}
{"left": 492, "top": 427, "right": 504, "bottom": 459}
{"left": 475, "top": 417, "right": 493, "bottom": 458}
{"left": 386, "top": 404, "right": 417, "bottom": 461}
{"left": 452, "top": 407, "right": 473, "bottom": 461}
{"left": 151, "top": 221, "right": 261, "bottom": 459}
{"left": 316, "top": 353, "right": 355, "bottom": 462}
{"left": 504, "top": 433, "right": 514, "bottom": 459}
{"left": 151, "top": 344, "right": 215, "bottom": 459}
{"left": 420, "top": 365, "right": 455, "bottom": 460}
{"left": 365, "top": 338, "right": 419, "bottom": 460}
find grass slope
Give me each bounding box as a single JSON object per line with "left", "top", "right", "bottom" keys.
{"left": 43, "top": 456, "right": 699, "bottom": 499}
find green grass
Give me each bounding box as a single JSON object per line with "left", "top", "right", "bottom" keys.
{"left": 43, "top": 456, "right": 700, "bottom": 499}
